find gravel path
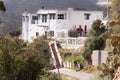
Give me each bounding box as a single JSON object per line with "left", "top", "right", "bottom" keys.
{"left": 50, "top": 68, "right": 94, "bottom": 80}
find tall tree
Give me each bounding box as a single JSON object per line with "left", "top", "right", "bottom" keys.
{"left": 0, "top": 0, "right": 6, "bottom": 12}
{"left": 83, "top": 19, "right": 107, "bottom": 63}
{"left": 0, "top": 35, "right": 52, "bottom": 80}
{"left": 0, "top": 0, "right": 6, "bottom": 23}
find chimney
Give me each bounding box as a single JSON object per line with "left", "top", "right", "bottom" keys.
{"left": 42, "top": 6, "right": 44, "bottom": 9}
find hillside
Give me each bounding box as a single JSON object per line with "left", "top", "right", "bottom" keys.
{"left": 0, "top": 0, "right": 100, "bottom": 33}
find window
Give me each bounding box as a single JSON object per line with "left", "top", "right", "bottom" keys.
{"left": 42, "top": 14, "right": 47, "bottom": 22}
{"left": 32, "top": 16, "right": 38, "bottom": 20}
{"left": 45, "top": 31, "right": 47, "bottom": 36}
{"left": 108, "top": 7, "right": 111, "bottom": 15}
{"left": 38, "top": 14, "right": 41, "bottom": 20}
{"left": 31, "top": 20, "right": 35, "bottom": 24}
{"left": 36, "top": 32, "right": 39, "bottom": 37}
{"left": 22, "top": 16, "right": 25, "bottom": 21}
{"left": 26, "top": 16, "right": 29, "bottom": 22}
{"left": 64, "top": 13, "right": 67, "bottom": 19}
{"left": 31, "top": 16, "right": 38, "bottom": 24}
{"left": 22, "top": 16, "right": 29, "bottom": 22}
{"left": 84, "top": 13, "right": 91, "bottom": 20}
{"left": 49, "top": 14, "right": 55, "bottom": 20}
{"left": 58, "top": 14, "right": 64, "bottom": 19}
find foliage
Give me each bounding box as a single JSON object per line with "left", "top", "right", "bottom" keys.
{"left": 59, "top": 48, "right": 72, "bottom": 62}
{"left": 97, "top": 0, "right": 120, "bottom": 79}
{"left": 59, "top": 48, "right": 84, "bottom": 63}
{"left": 0, "top": 34, "right": 52, "bottom": 80}
{"left": 0, "top": 34, "right": 25, "bottom": 80}
{"left": 74, "top": 55, "right": 84, "bottom": 64}
{"left": 98, "top": 36, "right": 120, "bottom": 79}
{"left": 0, "top": 0, "right": 6, "bottom": 24}
{"left": 87, "top": 65, "right": 97, "bottom": 73}
{"left": 89, "top": 19, "right": 102, "bottom": 36}
{"left": 0, "top": 0, "right": 6, "bottom": 12}
{"left": 27, "top": 36, "right": 51, "bottom": 68}
{"left": 40, "top": 72, "right": 60, "bottom": 80}
{"left": 9, "top": 29, "right": 21, "bottom": 37}
{"left": 83, "top": 19, "right": 107, "bottom": 62}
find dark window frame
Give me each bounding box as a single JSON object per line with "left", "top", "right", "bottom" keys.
{"left": 32, "top": 16, "right": 38, "bottom": 20}
{"left": 31, "top": 16, "right": 38, "bottom": 24}
{"left": 58, "top": 14, "right": 64, "bottom": 19}
{"left": 36, "top": 32, "right": 39, "bottom": 37}
{"left": 42, "top": 14, "right": 47, "bottom": 23}
{"left": 26, "top": 16, "right": 29, "bottom": 22}
{"left": 49, "top": 14, "right": 55, "bottom": 20}
{"left": 84, "top": 13, "right": 91, "bottom": 20}
{"left": 22, "top": 16, "right": 25, "bottom": 21}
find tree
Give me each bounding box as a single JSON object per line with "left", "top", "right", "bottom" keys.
{"left": 9, "top": 29, "right": 21, "bottom": 37}
{"left": 0, "top": 34, "right": 25, "bottom": 80}
{"left": 0, "top": 0, "right": 6, "bottom": 23}
{"left": 26, "top": 36, "right": 51, "bottom": 68}
{"left": 82, "top": 19, "right": 107, "bottom": 63}
{"left": 0, "top": 35, "right": 53, "bottom": 80}
{"left": 0, "top": 0, "right": 6, "bottom": 12}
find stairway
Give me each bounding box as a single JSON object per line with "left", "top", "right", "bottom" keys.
{"left": 50, "top": 42, "right": 62, "bottom": 68}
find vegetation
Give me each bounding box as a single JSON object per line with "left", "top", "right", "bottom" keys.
{"left": 9, "top": 29, "right": 21, "bottom": 37}
{"left": 0, "top": 0, "right": 5, "bottom": 12}
{"left": 82, "top": 19, "right": 107, "bottom": 63}
{"left": 59, "top": 48, "right": 84, "bottom": 63}
{"left": 97, "top": 0, "right": 120, "bottom": 80}
{"left": 0, "top": 0, "right": 6, "bottom": 23}
{"left": 0, "top": 34, "right": 60, "bottom": 80}
{"left": 40, "top": 72, "right": 60, "bottom": 80}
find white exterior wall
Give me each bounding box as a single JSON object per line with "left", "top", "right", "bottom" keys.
{"left": 37, "top": 10, "right": 69, "bottom": 38}
{"left": 56, "top": 20, "right": 69, "bottom": 38}
{"left": 22, "top": 13, "right": 29, "bottom": 41}
{"left": 28, "top": 23, "right": 45, "bottom": 42}
{"left": 69, "top": 10, "right": 103, "bottom": 32}
{"left": 22, "top": 8, "right": 103, "bottom": 42}
{"left": 22, "top": 13, "right": 45, "bottom": 42}
{"left": 37, "top": 10, "right": 57, "bottom": 38}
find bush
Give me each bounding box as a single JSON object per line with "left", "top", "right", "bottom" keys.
{"left": 0, "top": 35, "right": 51, "bottom": 80}
{"left": 87, "top": 65, "right": 97, "bottom": 73}
{"left": 40, "top": 72, "right": 60, "bottom": 80}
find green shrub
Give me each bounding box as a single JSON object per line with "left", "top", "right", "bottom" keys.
{"left": 87, "top": 65, "right": 97, "bottom": 73}
{"left": 40, "top": 72, "right": 60, "bottom": 80}
{"left": 0, "top": 35, "right": 51, "bottom": 80}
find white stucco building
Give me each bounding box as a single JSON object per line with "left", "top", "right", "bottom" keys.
{"left": 22, "top": 8, "right": 103, "bottom": 42}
